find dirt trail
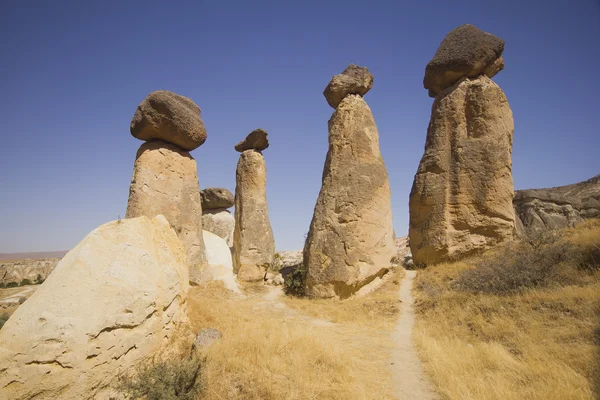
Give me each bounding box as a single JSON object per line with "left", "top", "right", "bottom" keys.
{"left": 391, "top": 270, "right": 437, "bottom": 399}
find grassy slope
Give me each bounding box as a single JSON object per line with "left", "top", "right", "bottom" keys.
{"left": 413, "top": 221, "right": 600, "bottom": 400}
{"left": 187, "top": 268, "right": 403, "bottom": 400}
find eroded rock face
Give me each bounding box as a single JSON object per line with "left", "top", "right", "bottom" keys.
{"left": 323, "top": 64, "right": 374, "bottom": 109}
{"left": 0, "top": 215, "right": 192, "bottom": 400}
{"left": 304, "top": 93, "right": 395, "bottom": 299}
{"left": 130, "top": 90, "right": 207, "bottom": 151}
{"left": 234, "top": 128, "right": 269, "bottom": 152}
{"left": 200, "top": 188, "right": 234, "bottom": 210}
{"left": 232, "top": 150, "right": 275, "bottom": 281}
{"left": 409, "top": 75, "right": 516, "bottom": 265}
{"left": 126, "top": 140, "right": 206, "bottom": 282}
{"left": 202, "top": 208, "right": 234, "bottom": 247}
{"left": 424, "top": 24, "right": 504, "bottom": 97}
{"left": 514, "top": 174, "right": 600, "bottom": 234}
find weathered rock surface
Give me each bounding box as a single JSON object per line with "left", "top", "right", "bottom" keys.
{"left": 0, "top": 258, "right": 60, "bottom": 286}
{"left": 126, "top": 140, "right": 206, "bottom": 282}
{"left": 192, "top": 328, "right": 222, "bottom": 351}
{"left": 232, "top": 150, "right": 275, "bottom": 281}
{"left": 514, "top": 174, "right": 600, "bottom": 234}
{"left": 424, "top": 24, "right": 504, "bottom": 97}
{"left": 409, "top": 75, "right": 516, "bottom": 265}
{"left": 0, "top": 215, "right": 192, "bottom": 400}
{"left": 234, "top": 128, "right": 269, "bottom": 152}
{"left": 130, "top": 90, "right": 207, "bottom": 151}
{"left": 201, "top": 231, "right": 240, "bottom": 293}
{"left": 200, "top": 187, "right": 234, "bottom": 210}
{"left": 304, "top": 93, "right": 395, "bottom": 299}
{"left": 323, "top": 64, "right": 374, "bottom": 109}
{"left": 202, "top": 208, "right": 235, "bottom": 247}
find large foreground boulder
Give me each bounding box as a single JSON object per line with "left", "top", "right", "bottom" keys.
{"left": 424, "top": 24, "right": 504, "bottom": 97}
{"left": 304, "top": 70, "right": 395, "bottom": 299}
{"left": 409, "top": 75, "right": 516, "bottom": 264}
{"left": 126, "top": 140, "right": 206, "bottom": 283}
{"left": 514, "top": 174, "right": 600, "bottom": 234}
{"left": 0, "top": 215, "right": 192, "bottom": 400}
{"left": 130, "top": 90, "right": 207, "bottom": 151}
{"left": 232, "top": 149, "right": 275, "bottom": 281}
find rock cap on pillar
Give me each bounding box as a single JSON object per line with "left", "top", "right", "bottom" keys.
{"left": 234, "top": 128, "right": 269, "bottom": 152}
{"left": 424, "top": 24, "right": 505, "bottom": 97}
{"left": 130, "top": 90, "right": 207, "bottom": 150}
{"left": 323, "top": 64, "right": 373, "bottom": 109}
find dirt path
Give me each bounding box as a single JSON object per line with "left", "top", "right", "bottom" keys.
{"left": 391, "top": 270, "right": 437, "bottom": 399}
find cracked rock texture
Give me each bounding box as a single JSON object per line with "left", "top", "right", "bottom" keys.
{"left": 126, "top": 140, "right": 206, "bottom": 282}
{"left": 304, "top": 93, "right": 395, "bottom": 299}
{"left": 232, "top": 150, "right": 275, "bottom": 281}
{"left": 514, "top": 174, "right": 600, "bottom": 234}
{"left": 0, "top": 215, "right": 192, "bottom": 400}
{"left": 409, "top": 75, "right": 516, "bottom": 265}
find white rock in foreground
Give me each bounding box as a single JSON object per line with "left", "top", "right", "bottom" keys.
{"left": 0, "top": 215, "right": 192, "bottom": 400}
{"left": 202, "top": 230, "right": 240, "bottom": 294}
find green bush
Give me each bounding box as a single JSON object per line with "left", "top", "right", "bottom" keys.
{"left": 117, "top": 353, "right": 202, "bottom": 400}
{"left": 453, "top": 230, "right": 575, "bottom": 295}
{"left": 284, "top": 265, "right": 306, "bottom": 297}
{"left": 35, "top": 274, "right": 45, "bottom": 284}
{"left": 20, "top": 279, "right": 32, "bottom": 286}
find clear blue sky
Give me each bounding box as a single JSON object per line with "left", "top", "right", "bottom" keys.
{"left": 1, "top": 1, "right": 599, "bottom": 253}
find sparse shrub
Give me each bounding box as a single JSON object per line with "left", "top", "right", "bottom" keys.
{"left": 453, "top": 230, "right": 576, "bottom": 295}
{"left": 284, "top": 265, "right": 306, "bottom": 297}
{"left": 35, "top": 274, "right": 44, "bottom": 284}
{"left": 3, "top": 282, "right": 18, "bottom": 288}
{"left": 0, "top": 314, "right": 8, "bottom": 330}
{"left": 268, "top": 253, "right": 283, "bottom": 273}
{"left": 20, "top": 279, "right": 32, "bottom": 286}
{"left": 117, "top": 353, "right": 203, "bottom": 400}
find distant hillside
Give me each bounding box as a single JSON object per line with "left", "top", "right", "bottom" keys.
{"left": 0, "top": 251, "right": 68, "bottom": 261}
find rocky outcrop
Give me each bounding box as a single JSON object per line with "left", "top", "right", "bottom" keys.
{"left": 304, "top": 65, "right": 395, "bottom": 299}
{"left": 410, "top": 25, "right": 515, "bottom": 266}
{"left": 424, "top": 24, "right": 505, "bottom": 97}
{"left": 0, "top": 215, "right": 193, "bottom": 400}
{"left": 232, "top": 136, "right": 275, "bottom": 281}
{"left": 0, "top": 258, "right": 60, "bottom": 286}
{"left": 126, "top": 140, "right": 206, "bottom": 282}
{"left": 234, "top": 128, "right": 269, "bottom": 152}
{"left": 130, "top": 90, "right": 207, "bottom": 151}
{"left": 514, "top": 174, "right": 600, "bottom": 233}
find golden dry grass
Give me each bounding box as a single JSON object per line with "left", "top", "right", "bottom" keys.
{"left": 187, "top": 268, "right": 403, "bottom": 400}
{"left": 413, "top": 220, "right": 600, "bottom": 400}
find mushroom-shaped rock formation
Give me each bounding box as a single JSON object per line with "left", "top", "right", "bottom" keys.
{"left": 323, "top": 64, "right": 374, "bottom": 109}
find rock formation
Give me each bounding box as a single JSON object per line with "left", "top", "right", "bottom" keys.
{"left": 200, "top": 188, "right": 235, "bottom": 247}
{"left": 0, "top": 215, "right": 193, "bottom": 400}
{"left": 303, "top": 65, "right": 395, "bottom": 299}
{"left": 234, "top": 128, "right": 269, "bottom": 152}
{"left": 0, "top": 258, "right": 60, "bottom": 286}
{"left": 232, "top": 130, "right": 275, "bottom": 281}
{"left": 410, "top": 25, "right": 516, "bottom": 265}
{"left": 514, "top": 174, "right": 600, "bottom": 234}
{"left": 126, "top": 90, "right": 207, "bottom": 283}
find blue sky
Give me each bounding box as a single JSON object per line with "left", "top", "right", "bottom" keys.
{"left": 1, "top": 1, "right": 599, "bottom": 252}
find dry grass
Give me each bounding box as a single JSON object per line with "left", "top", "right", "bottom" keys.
{"left": 413, "top": 220, "right": 600, "bottom": 400}
{"left": 187, "top": 269, "right": 403, "bottom": 400}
